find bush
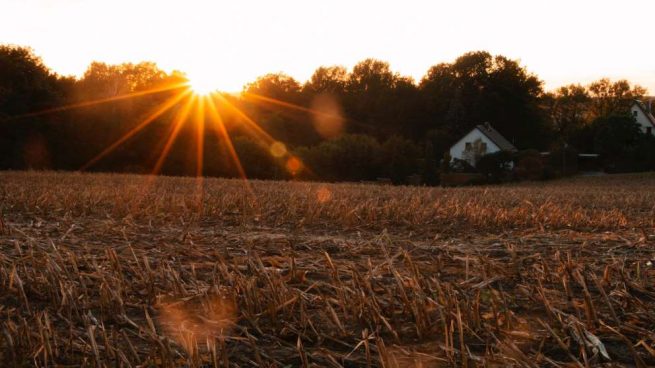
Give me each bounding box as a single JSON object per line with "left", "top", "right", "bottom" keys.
{"left": 297, "top": 134, "right": 383, "bottom": 182}
{"left": 451, "top": 158, "right": 476, "bottom": 173}
{"left": 440, "top": 152, "right": 452, "bottom": 174}
{"left": 381, "top": 136, "right": 421, "bottom": 184}
{"left": 514, "top": 150, "right": 544, "bottom": 180}
{"left": 421, "top": 142, "right": 438, "bottom": 185}
{"left": 548, "top": 143, "right": 578, "bottom": 176}
{"left": 233, "top": 136, "right": 276, "bottom": 179}
{"left": 592, "top": 114, "right": 642, "bottom": 161}
{"left": 476, "top": 151, "right": 513, "bottom": 182}
{"left": 632, "top": 134, "right": 655, "bottom": 171}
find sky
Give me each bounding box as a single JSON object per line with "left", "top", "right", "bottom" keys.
{"left": 2, "top": 0, "right": 655, "bottom": 93}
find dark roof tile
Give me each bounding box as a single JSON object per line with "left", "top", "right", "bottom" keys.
{"left": 476, "top": 123, "right": 517, "bottom": 152}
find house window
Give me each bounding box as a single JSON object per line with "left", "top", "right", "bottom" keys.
{"left": 465, "top": 142, "right": 472, "bottom": 150}
{"left": 648, "top": 127, "right": 653, "bottom": 135}
{"left": 634, "top": 110, "right": 638, "bottom": 117}
{"left": 481, "top": 142, "right": 487, "bottom": 152}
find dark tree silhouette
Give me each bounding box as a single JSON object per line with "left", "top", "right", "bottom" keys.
{"left": 0, "top": 45, "right": 72, "bottom": 169}
{"left": 1, "top": 43, "right": 652, "bottom": 182}
{"left": 543, "top": 84, "right": 590, "bottom": 141}
{"left": 587, "top": 78, "right": 646, "bottom": 118}
{"left": 303, "top": 66, "right": 348, "bottom": 96}
{"left": 420, "top": 51, "right": 547, "bottom": 149}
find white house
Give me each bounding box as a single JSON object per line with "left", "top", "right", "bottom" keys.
{"left": 449, "top": 123, "right": 517, "bottom": 166}
{"left": 630, "top": 100, "right": 655, "bottom": 136}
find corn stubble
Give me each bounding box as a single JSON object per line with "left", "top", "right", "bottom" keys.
{"left": 0, "top": 171, "right": 654, "bottom": 367}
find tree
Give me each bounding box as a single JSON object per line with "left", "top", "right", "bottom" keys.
{"left": 587, "top": 78, "right": 646, "bottom": 118}
{"left": 420, "top": 51, "right": 547, "bottom": 149}
{"left": 0, "top": 45, "right": 70, "bottom": 169}
{"left": 345, "top": 59, "right": 420, "bottom": 138}
{"left": 65, "top": 62, "right": 184, "bottom": 171}
{"left": 242, "top": 73, "right": 317, "bottom": 146}
{"left": 544, "top": 84, "right": 590, "bottom": 140}
{"left": 76, "top": 61, "right": 171, "bottom": 100}
{"left": 0, "top": 45, "right": 65, "bottom": 116}
{"left": 425, "top": 128, "right": 454, "bottom": 161}
{"left": 303, "top": 66, "right": 349, "bottom": 140}
{"left": 244, "top": 73, "right": 302, "bottom": 104}
{"left": 348, "top": 59, "right": 398, "bottom": 95}
{"left": 592, "top": 114, "right": 642, "bottom": 170}
{"left": 303, "top": 66, "right": 348, "bottom": 96}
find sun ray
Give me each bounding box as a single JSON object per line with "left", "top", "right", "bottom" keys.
{"left": 10, "top": 83, "right": 188, "bottom": 120}
{"left": 195, "top": 96, "right": 205, "bottom": 178}
{"left": 214, "top": 93, "right": 278, "bottom": 149}
{"left": 215, "top": 93, "right": 314, "bottom": 179}
{"left": 192, "top": 96, "right": 206, "bottom": 215}
{"left": 243, "top": 92, "right": 341, "bottom": 120}
{"left": 80, "top": 89, "right": 192, "bottom": 171}
{"left": 242, "top": 91, "right": 371, "bottom": 131}
{"left": 151, "top": 95, "right": 196, "bottom": 175}
{"left": 205, "top": 95, "right": 248, "bottom": 182}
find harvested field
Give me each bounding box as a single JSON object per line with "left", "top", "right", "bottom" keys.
{"left": 1, "top": 171, "right": 654, "bottom": 367}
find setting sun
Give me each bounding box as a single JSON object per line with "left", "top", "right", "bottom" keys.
{"left": 187, "top": 74, "right": 218, "bottom": 96}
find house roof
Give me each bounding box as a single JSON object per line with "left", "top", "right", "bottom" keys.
{"left": 633, "top": 100, "right": 655, "bottom": 127}
{"left": 475, "top": 123, "right": 517, "bottom": 152}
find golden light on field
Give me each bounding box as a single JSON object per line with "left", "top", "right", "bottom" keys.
{"left": 157, "top": 292, "right": 237, "bottom": 356}
{"left": 316, "top": 186, "right": 332, "bottom": 203}
{"left": 3, "top": 169, "right": 655, "bottom": 365}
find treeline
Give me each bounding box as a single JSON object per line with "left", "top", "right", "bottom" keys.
{"left": 1, "top": 44, "right": 653, "bottom": 183}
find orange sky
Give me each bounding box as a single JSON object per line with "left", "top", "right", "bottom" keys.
{"left": 2, "top": 0, "right": 654, "bottom": 93}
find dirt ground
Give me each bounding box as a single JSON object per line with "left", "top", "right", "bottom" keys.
{"left": 1, "top": 171, "right": 654, "bottom": 367}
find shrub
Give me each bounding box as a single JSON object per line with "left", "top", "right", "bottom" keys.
{"left": 476, "top": 151, "right": 513, "bottom": 182}
{"left": 381, "top": 136, "right": 421, "bottom": 184}
{"left": 592, "top": 114, "right": 642, "bottom": 161}
{"left": 297, "top": 134, "right": 383, "bottom": 182}
{"left": 548, "top": 143, "right": 578, "bottom": 176}
{"left": 514, "top": 150, "right": 544, "bottom": 180}
{"left": 440, "top": 152, "right": 452, "bottom": 174}
{"left": 451, "top": 158, "right": 476, "bottom": 173}
{"left": 233, "top": 136, "right": 276, "bottom": 179}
